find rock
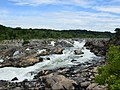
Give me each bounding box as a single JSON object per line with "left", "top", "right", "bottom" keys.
{"left": 71, "top": 59, "right": 77, "bottom": 62}
{"left": 26, "top": 57, "right": 39, "bottom": 64}
{"left": 86, "top": 83, "right": 98, "bottom": 90}
{"left": 80, "top": 81, "right": 91, "bottom": 87}
{"left": 4, "top": 48, "right": 17, "bottom": 57}
{"left": 44, "top": 73, "right": 77, "bottom": 90}
{"left": 84, "top": 39, "right": 108, "bottom": 56}
{"left": 56, "top": 40, "right": 73, "bottom": 47}
{"left": 92, "top": 85, "right": 107, "bottom": 90}
{"left": 74, "top": 49, "right": 84, "bottom": 55}
{"left": 11, "top": 77, "right": 18, "bottom": 81}
{"left": 93, "top": 67, "right": 98, "bottom": 73}
{"left": 52, "top": 82, "right": 64, "bottom": 90}
{"left": 46, "top": 57, "right": 50, "bottom": 60}
{"left": 45, "top": 77, "right": 56, "bottom": 87}
{"left": 39, "top": 57, "right": 43, "bottom": 62}
{"left": 13, "top": 51, "right": 20, "bottom": 56}
{"left": 37, "top": 50, "right": 49, "bottom": 56}
{"left": 53, "top": 47, "right": 64, "bottom": 54}
{"left": 13, "top": 87, "right": 21, "bottom": 90}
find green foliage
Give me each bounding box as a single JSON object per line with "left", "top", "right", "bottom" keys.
{"left": 95, "top": 45, "right": 120, "bottom": 90}
{"left": 0, "top": 24, "right": 113, "bottom": 40}
{"left": 115, "top": 28, "right": 120, "bottom": 35}
{"left": 110, "top": 79, "right": 120, "bottom": 90}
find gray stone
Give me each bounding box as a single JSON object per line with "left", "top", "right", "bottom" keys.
{"left": 43, "top": 73, "right": 77, "bottom": 90}
{"left": 92, "top": 85, "right": 107, "bottom": 90}
{"left": 74, "top": 49, "right": 84, "bottom": 55}
{"left": 53, "top": 47, "right": 64, "bottom": 54}
{"left": 80, "top": 81, "right": 91, "bottom": 87}
{"left": 13, "top": 87, "right": 21, "bottom": 90}
{"left": 86, "top": 83, "right": 98, "bottom": 90}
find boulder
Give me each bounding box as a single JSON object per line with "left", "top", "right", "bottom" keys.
{"left": 53, "top": 47, "right": 64, "bottom": 54}
{"left": 92, "top": 67, "right": 98, "bottom": 73}
{"left": 71, "top": 59, "right": 77, "bottom": 62}
{"left": 74, "top": 49, "right": 84, "bottom": 55}
{"left": 46, "top": 57, "right": 50, "bottom": 60}
{"left": 80, "top": 81, "right": 91, "bottom": 87}
{"left": 43, "top": 73, "right": 77, "bottom": 90}
{"left": 26, "top": 57, "right": 39, "bottom": 64}
{"left": 11, "top": 77, "right": 18, "bottom": 81}
{"left": 86, "top": 83, "right": 98, "bottom": 90}
{"left": 92, "top": 85, "right": 107, "bottom": 90}
{"left": 39, "top": 57, "right": 44, "bottom": 62}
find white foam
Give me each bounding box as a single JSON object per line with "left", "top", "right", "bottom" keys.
{"left": 0, "top": 60, "right": 50, "bottom": 82}
{"left": 13, "top": 51, "right": 20, "bottom": 56}
{"left": 0, "top": 59, "right": 4, "bottom": 63}
{"left": 26, "top": 48, "right": 30, "bottom": 51}
{"left": 50, "top": 41, "right": 56, "bottom": 46}
{"left": 37, "top": 49, "right": 46, "bottom": 54}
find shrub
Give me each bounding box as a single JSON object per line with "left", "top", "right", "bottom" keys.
{"left": 95, "top": 45, "right": 120, "bottom": 90}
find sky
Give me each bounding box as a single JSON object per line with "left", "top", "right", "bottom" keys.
{"left": 0, "top": 0, "right": 120, "bottom": 32}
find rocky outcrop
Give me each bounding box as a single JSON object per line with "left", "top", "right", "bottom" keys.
{"left": 85, "top": 39, "right": 109, "bottom": 56}
{"left": 0, "top": 56, "right": 40, "bottom": 67}
{"left": 43, "top": 73, "right": 77, "bottom": 90}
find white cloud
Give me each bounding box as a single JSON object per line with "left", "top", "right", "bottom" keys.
{"left": 0, "top": 10, "right": 119, "bottom": 32}
{"left": 9, "top": 0, "right": 120, "bottom": 14}
{"left": 9, "top": 0, "right": 94, "bottom": 7}
{"left": 9, "top": 0, "right": 69, "bottom": 6}
{"left": 94, "top": 6, "right": 120, "bottom": 14}
{"left": 1, "top": 0, "right": 120, "bottom": 32}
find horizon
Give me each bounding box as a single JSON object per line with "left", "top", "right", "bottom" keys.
{"left": 0, "top": 0, "right": 120, "bottom": 33}
{"left": 0, "top": 24, "right": 114, "bottom": 33}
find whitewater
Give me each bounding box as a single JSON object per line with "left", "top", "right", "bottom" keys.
{"left": 0, "top": 40, "right": 100, "bottom": 82}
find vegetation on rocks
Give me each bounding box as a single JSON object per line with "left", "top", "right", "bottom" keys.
{"left": 95, "top": 29, "right": 120, "bottom": 90}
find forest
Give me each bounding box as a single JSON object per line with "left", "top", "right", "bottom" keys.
{"left": 0, "top": 24, "right": 113, "bottom": 40}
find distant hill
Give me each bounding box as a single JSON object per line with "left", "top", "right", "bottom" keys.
{"left": 0, "top": 24, "right": 114, "bottom": 40}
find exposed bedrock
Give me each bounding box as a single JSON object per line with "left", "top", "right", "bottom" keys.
{"left": 84, "top": 38, "right": 109, "bottom": 56}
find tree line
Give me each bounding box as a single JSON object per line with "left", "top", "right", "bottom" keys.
{"left": 0, "top": 24, "right": 113, "bottom": 40}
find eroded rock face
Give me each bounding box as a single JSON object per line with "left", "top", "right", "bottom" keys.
{"left": 84, "top": 39, "right": 109, "bottom": 56}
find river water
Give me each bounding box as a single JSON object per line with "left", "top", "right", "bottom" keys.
{"left": 0, "top": 40, "right": 100, "bottom": 82}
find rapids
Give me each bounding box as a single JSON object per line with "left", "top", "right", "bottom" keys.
{"left": 0, "top": 40, "right": 100, "bottom": 82}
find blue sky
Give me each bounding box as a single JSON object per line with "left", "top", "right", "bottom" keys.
{"left": 0, "top": 0, "right": 120, "bottom": 32}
